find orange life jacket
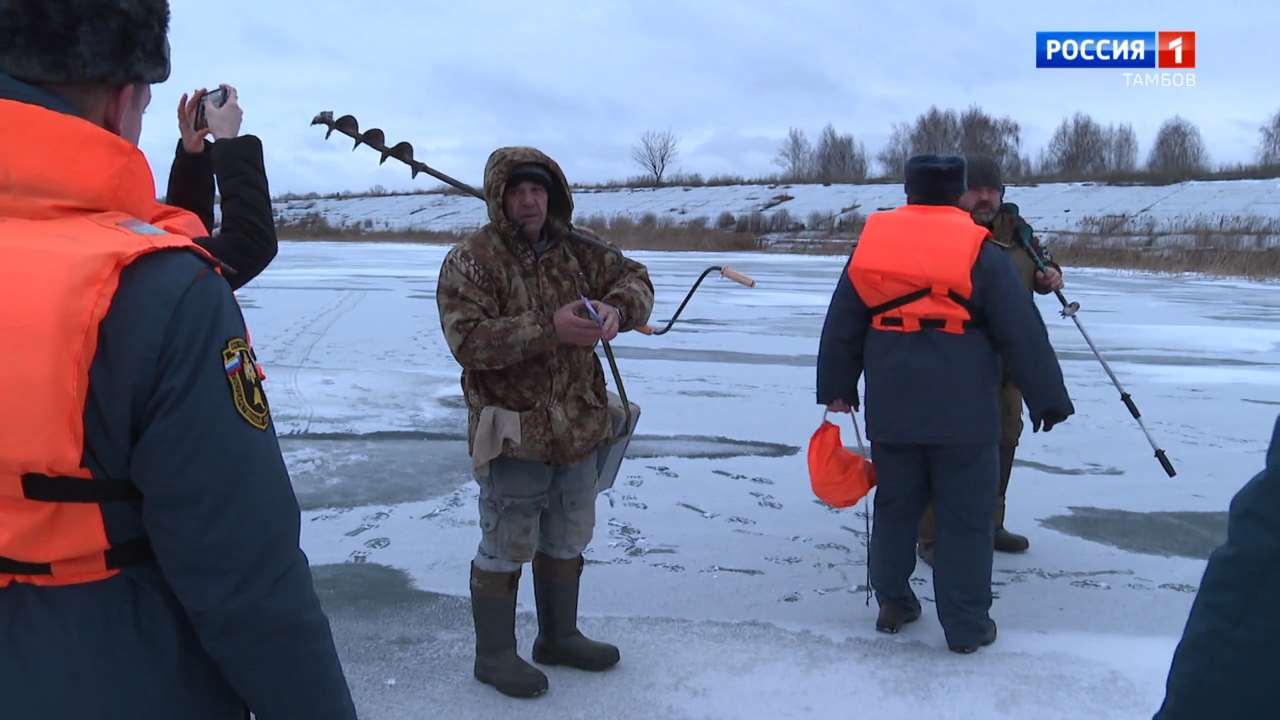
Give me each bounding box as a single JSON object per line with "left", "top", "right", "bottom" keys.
{"left": 0, "top": 99, "right": 215, "bottom": 588}
{"left": 847, "top": 204, "right": 990, "bottom": 334}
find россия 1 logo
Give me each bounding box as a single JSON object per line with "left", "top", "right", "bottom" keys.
{"left": 1036, "top": 31, "right": 1196, "bottom": 87}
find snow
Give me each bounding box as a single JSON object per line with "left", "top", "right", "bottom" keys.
{"left": 271, "top": 178, "right": 1280, "bottom": 246}
{"left": 239, "top": 242, "right": 1279, "bottom": 719}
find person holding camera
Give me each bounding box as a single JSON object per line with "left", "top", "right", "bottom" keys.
{"left": 164, "top": 83, "right": 278, "bottom": 290}
{"left": 0, "top": 2, "right": 356, "bottom": 718}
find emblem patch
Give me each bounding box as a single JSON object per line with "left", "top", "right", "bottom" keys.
{"left": 222, "top": 338, "right": 270, "bottom": 430}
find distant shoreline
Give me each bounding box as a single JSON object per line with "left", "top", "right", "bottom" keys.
{"left": 275, "top": 234, "right": 1280, "bottom": 280}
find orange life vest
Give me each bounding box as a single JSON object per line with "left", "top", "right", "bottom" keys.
{"left": 0, "top": 99, "right": 215, "bottom": 588}
{"left": 847, "top": 204, "right": 990, "bottom": 334}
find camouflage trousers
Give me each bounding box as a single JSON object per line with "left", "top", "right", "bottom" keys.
{"left": 473, "top": 453, "right": 599, "bottom": 573}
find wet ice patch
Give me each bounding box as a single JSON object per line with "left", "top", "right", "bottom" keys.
{"left": 281, "top": 432, "right": 472, "bottom": 510}
{"left": 610, "top": 345, "right": 815, "bottom": 367}
{"left": 1040, "top": 506, "right": 1227, "bottom": 559}
{"left": 627, "top": 435, "right": 798, "bottom": 459}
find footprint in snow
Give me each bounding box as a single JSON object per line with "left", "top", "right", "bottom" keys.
{"left": 750, "top": 492, "right": 782, "bottom": 510}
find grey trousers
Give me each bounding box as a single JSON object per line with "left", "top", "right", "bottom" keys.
{"left": 473, "top": 454, "right": 599, "bottom": 573}
{"left": 869, "top": 442, "right": 1000, "bottom": 648}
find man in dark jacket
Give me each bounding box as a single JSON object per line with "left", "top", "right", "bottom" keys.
{"left": 918, "top": 155, "right": 1065, "bottom": 562}
{"left": 0, "top": 2, "right": 356, "bottom": 718}
{"left": 816, "top": 155, "right": 1074, "bottom": 653}
{"left": 1155, "top": 415, "right": 1280, "bottom": 718}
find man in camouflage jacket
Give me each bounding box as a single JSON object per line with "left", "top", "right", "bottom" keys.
{"left": 437, "top": 146, "right": 654, "bottom": 699}
{"left": 918, "top": 155, "right": 1066, "bottom": 562}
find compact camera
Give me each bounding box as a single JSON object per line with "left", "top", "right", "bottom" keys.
{"left": 194, "top": 87, "right": 229, "bottom": 131}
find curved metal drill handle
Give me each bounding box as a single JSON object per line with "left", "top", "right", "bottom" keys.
{"left": 636, "top": 266, "right": 757, "bottom": 336}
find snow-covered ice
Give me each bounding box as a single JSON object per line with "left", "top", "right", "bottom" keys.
{"left": 239, "top": 242, "right": 1279, "bottom": 719}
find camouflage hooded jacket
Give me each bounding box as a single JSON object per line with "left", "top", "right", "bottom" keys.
{"left": 436, "top": 147, "right": 655, "bottom": 466}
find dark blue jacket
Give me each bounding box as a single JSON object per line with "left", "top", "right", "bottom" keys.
{"left": 1156, "top": 416, "right": 1280, "bottom": 719}
{"left": 816, "top": 233, "right": 1073, "bottom": 445}
{"left": 0, "top": 75, "right": 356, "bottom": 720}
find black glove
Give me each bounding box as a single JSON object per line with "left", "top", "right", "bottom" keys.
{"left": 1032, "top": 409, "right": 1069, "bottom": 433}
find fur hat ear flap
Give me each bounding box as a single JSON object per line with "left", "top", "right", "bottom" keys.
{"left": 0, "top": 0, "right": 171, "bottom": 85}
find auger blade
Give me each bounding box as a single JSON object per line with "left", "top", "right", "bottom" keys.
{"left": 359, "top": 128, "right": 386, "bottom": 152}
{"left": 387, "top": 141, "right": 415, "bottom": 165}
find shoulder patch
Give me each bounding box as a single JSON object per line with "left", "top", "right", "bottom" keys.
{"left": 119, "top": 217, "right": 169, "bottom": 236}
{"left": 222, "top": 337, "right": 270, "bottom": 430}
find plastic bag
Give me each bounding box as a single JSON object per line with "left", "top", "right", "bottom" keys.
{"left": 807, "top": 412, "right": 876, "bottom": 508}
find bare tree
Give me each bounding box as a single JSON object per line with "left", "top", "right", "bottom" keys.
{"left": 1043, "top": 112, "right": 1109, "bottom": 178}
{"left": 957, "top": 106, "right": 1023, "bottom": 177}
{"left": 813, "top": 124, "right": 868, "bottom": 182}
{"left": 1018, "top": 153, "right": 1034, "bottom": 177}
{"left": 775, "top": 127, "right": 813, "bottom": 181}
{"left": 876, "top": 122, "right": 912, "bottom": 178}
{"left": 877, "top": 106, "right": 1020, "bottom": 178}
{"left": 910, "top": 106, "right": 963, "bottom": 155}
{"left": 1259, "top": 108, "right": 1280, "bottom": 166}
{"left": 1105, "top": 123, "right": 1139, "bottom": 172}
{"left": 631, "top": 130, "right": 679, "bottom": 185}
{"left": 1147, "top": 116, "right": 1208, "bottom": 177}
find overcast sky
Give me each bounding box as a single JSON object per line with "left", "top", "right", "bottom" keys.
{"left": 143, "top": 0, "right": 1277, "bottom": 195}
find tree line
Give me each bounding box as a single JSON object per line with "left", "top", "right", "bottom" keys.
{"left": 630, "top": 106, "right": 1280, "bottom": 185}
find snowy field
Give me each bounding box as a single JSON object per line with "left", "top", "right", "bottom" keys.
{"left": 240, "top": 241, "right": 1279, "bottom": 719}
{"left": 272, "top": 178, "right": 1280, "bottom": 244}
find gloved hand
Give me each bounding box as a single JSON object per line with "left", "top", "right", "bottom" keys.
{"left": 1032, "top": 409, "right": 1070, "bottom": 433}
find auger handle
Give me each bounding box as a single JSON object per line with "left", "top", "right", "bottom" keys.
{"left": 721, "top": 266, "right": 756, "bottom": 288}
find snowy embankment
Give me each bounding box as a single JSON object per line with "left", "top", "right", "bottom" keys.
{"left": 272, "top": 178, "right": 1280, "bottom": 249}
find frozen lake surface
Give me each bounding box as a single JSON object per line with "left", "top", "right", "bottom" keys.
{"left": 240, "top": 241, "right": 1279, "bottom": 719}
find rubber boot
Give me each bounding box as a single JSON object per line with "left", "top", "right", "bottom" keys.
{"left": 949, "top": 619, "right": 998, "bottom": 654}
{"left": 917, "top": 505, "right": 937, "bottom": 567}
{"left": 875, "top": 588, "right": 922, "bottom": 634}
{"left": 470, "top": 563, "right": 548, "bottom": 698}
{"left": 993, "top": 444, "right": 1030, "bottom": 553}
{"left": 531, "top": 553, "right": 620, "bottom": 671}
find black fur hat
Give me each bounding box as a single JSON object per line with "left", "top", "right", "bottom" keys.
{"left": 965, "top": 155, "right": 1004, "bottom": 192}
{"left": 904, "top": 154, "right": 966, "bottom": 205}
{"left": 0, "top": 0, "right": 171, "bottom": 84}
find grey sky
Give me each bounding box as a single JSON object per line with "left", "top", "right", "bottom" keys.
{"left": 144, "top": 0, "right": 1277, "bottom": 195}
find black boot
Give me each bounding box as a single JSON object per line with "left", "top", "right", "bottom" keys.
{"left": 994, "top": 445, "right": 1030, "bottom": 553}
{"left": 875, "top": 589, "right": 922, "bottom": 634}
{"left": 531, "top": 553, "right": 620, "bottom": 671}
{"left": 949, "top": 619, "right": 998, "bottom": 654}
{"left": 470, "top": 563, "right": 548, "bottom": 698}
{"left": 994, "top": 526, "right": 1030, "bottom": 553}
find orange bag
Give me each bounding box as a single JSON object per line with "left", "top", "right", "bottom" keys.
{"left": 807, "top": 412, "right": 876, "bottom": 508}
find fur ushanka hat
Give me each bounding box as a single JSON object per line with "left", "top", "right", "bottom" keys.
{"left": 0, "top": 0, "right": 171, "bottom": 85}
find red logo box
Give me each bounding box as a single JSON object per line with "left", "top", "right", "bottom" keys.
{"left": 1158, "top": 31, "right": 1196, "bottom": 68}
